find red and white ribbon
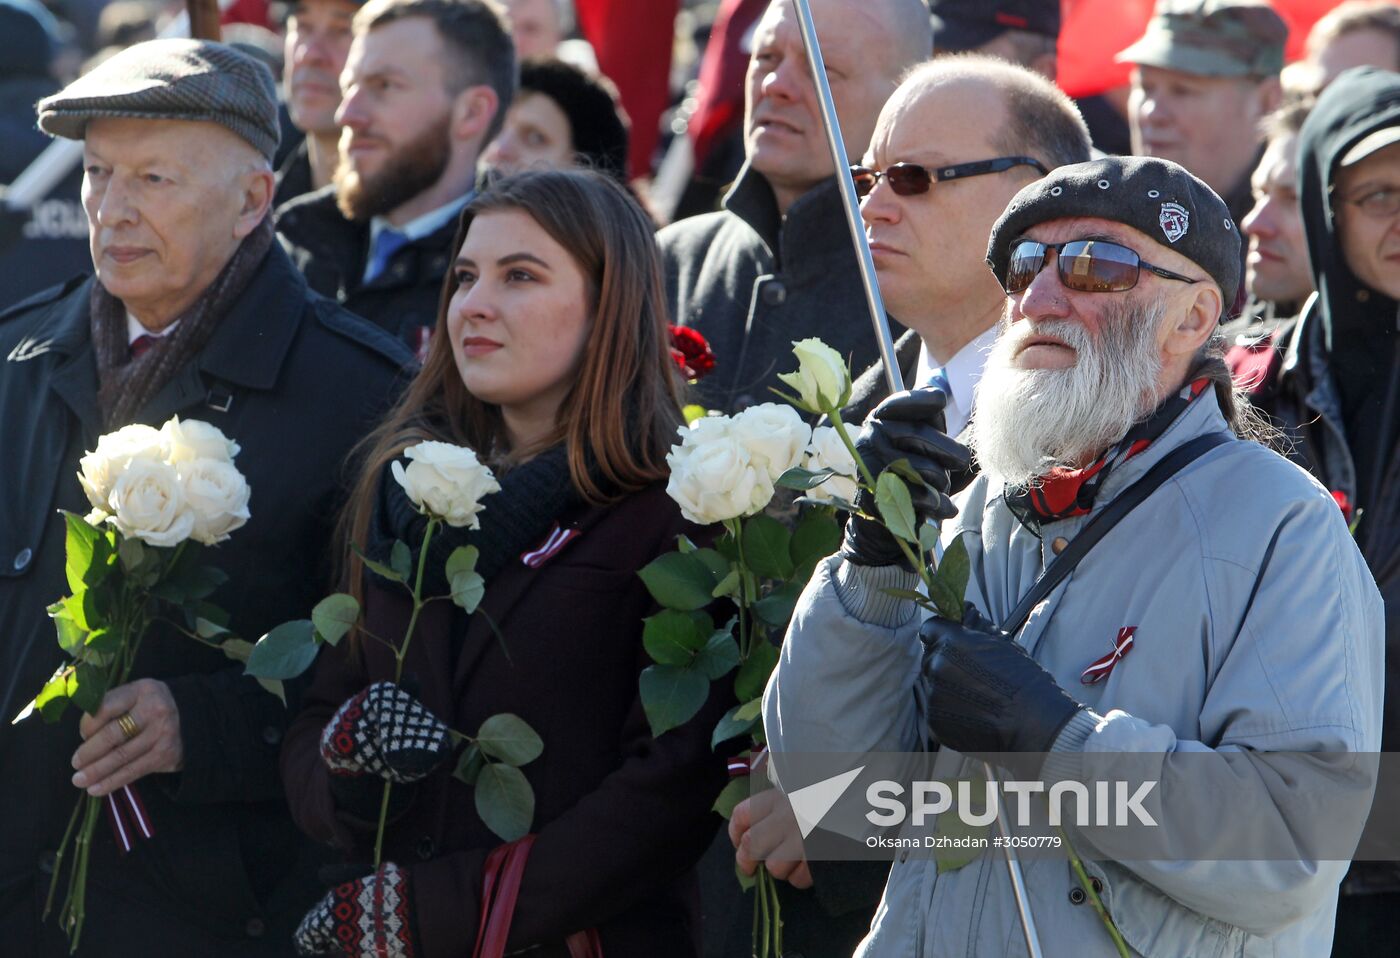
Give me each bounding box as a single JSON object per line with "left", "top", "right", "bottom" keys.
{"left": 104, "top": 783, "right": 155, "bottom": 854}
{"left": 1080, "top": 627, "right": 1136, "bottom": 685}
{"left": 520, "top": 524, "right": 580, "bottom": 568}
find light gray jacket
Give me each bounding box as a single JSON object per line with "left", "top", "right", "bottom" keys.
{"left": 765, "top": 390, "right": 1384, "bottom": 957}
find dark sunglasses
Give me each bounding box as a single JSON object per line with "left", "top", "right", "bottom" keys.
{"left": 850, "top": 156, "right": 1049, "bottom": 198}
{"left": 1001, "top": 238, "right": 1201, "bottom": 294}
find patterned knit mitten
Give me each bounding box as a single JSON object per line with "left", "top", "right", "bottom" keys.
{"left": 320, "top": 681, "right": 451, "bottom": 784}
{"left": 293, "top": 862, "right": 417, "bottom": 957}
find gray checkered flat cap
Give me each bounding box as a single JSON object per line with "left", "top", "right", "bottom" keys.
{"left": 37, "top": 38, "right": 280, "bottom": 161}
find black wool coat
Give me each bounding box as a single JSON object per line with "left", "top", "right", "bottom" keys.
{"left": 275, "top": 186, "right": 458, "bottom": 354}
{"left": 0, "top": 244, "right": 414, "bottom": 956}
{"left": 283, "top": 483, "right": 731, "bottom": 958}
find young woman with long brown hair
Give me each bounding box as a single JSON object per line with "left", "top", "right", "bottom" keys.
{"left": 281, "top": 170, "right": 727, "bottom": 958}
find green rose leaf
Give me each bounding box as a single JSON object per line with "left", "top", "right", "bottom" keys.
{"left": 638, "top": 552, "right": 717, "bottom": 612}
{"left": 220, "top": 638, "right": 254, "bottom": 663}
{"left": 742, "top": 514, "right": 794, "bottom": 580}
{"left": 885, "top": 458, "right": 929, "bottom": 490}
{"left": 33, "top": 666, "right": 76, "bottom": 723}
{"left": 445, "top": 545, "right": 479, "bottom": 581}
{"left": 752, "top": 581, "right": 803, "bottom": 629}
{"left": 712, "top": 777, "right": 749, "bottom": 820}
{"left": 453, "top": 743, "right": 485, "bottom": 785}
{"left": 390, "top": 540, "right": 412, "bottom": 581}
{"left": 775, "top": 466, "right": 839, "bottom": 491}
{"left": 676, "top": 534, "right": 697, "bottom": 554}
{"left": 49, "top": 600, "right": 86, "bottom": 654}
{"left": 475, "top": 762, "right": 535, "bottom": 842}
{"left": 353, "top": 544, "right": 405, "bottom": 584}
{"left": 875, "top": 471, "right": 919, "bottom": 544}
{"left": 311, "top": 594, "right": 360, "bottom": 646}
{"left": 477, "top": 714, "right": 544, "bottom": 767}
{"left": 734, "top": 640, "right": 779, "bottom": 703}
{"left": 116, "top": 536, "right": 144, "bottom": 574}
{"left": 83, "top": 628, "right": 121, "bottom": 656}
{"left": 691, "top": 548, "right": 732, "bottom": 584}
{"left": 639, "top": 664, "right": 709, "bottom": 737}
{"left": 450, "top": 571, "right": 485, "bottom": 613}
{"left": 918, "top": 521, "right": 940, "bottom": 555}
{"left": 643, "top": 609, "right": 707, "bottom": 666}
{"left": 929, "top": 533, "right": 971, "bottom": 620}
{"left": 711, "top": 568, "right": 740, "bottom": 599}
{"left": 711, "top": 700, "right": 761, "bottom": 749}
{"left": 63, "top": 512, "right": 108, "bottom": 593}
{"left": 791, "top": 511, "right": 842, "bottom": 579}
{"left": 245, "top": 619, "right": 319, "bottom": 679}
{"left": 694, "top": 630, "right": 741, "bottom": 681}
{"left": 735, "top": 861, "right": 757, "bottom": 891}
{"left": 71, "top": 661, "right": 108, "bottom": 716}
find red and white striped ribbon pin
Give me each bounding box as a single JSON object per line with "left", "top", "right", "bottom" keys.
{"left": 729, "top": 746, "right": 768, "bottom": 779}
{"left": 104, "top": 783, "right": 154, "bottom": 854}
{"left": 1080, "top": 627, "right": 1137, "bottom": 685}
{"left": 520, "top": 524, "right": 580, "bottom": 568}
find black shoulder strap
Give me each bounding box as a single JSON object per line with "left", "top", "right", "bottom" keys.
{"left": 999, "top": 431, "right": 1231, "bottom": 637}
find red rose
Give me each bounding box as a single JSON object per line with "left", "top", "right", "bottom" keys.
{"left": 669, "top": 325, "right": 716, "bottom": 381}
{"left": 1332, "top": 490, "right": 1354, "bottom": 522}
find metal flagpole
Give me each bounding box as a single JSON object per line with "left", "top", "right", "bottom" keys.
{"left": 790, "top": 0, "right": 901, "bottom": 396}
{"left": 790, "top": 3, "right": 1044, "bottom": 956}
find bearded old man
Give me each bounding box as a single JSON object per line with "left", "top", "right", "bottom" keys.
{"left": 0, "top": 39, "right": 412, "bottom": 955}
{"left": 276, "top": 0, "right": 514, "bottom": 358}
{"left": 763, "top": 156, "right": 1383, "bottom": 955}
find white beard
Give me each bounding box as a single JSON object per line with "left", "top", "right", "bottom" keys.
{"left": 969, "top": 298, "right": 1166, "bottom": 489}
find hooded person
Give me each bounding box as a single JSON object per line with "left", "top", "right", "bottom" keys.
{"left": 1223, "top": 65, "right": 1400, "bottom": 953}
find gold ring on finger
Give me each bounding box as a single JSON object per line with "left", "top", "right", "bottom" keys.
{"left": 117, "top": 712, "right": 140, "bottom": 742}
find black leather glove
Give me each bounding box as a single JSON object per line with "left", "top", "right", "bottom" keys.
{"left": 840, "top": 389, "right": 971, "bottom": 567}
{"left": 919, "top": 604, "right": 1084, "bottom": 776}
{"left": 294, "top": 861, "right": 418, "bottom": 957}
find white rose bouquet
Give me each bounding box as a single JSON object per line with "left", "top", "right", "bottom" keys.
{"left": 16, "top": 416, "right": 251, "bottom": 951}
{"left": 245, "top": 441, "right": 543, "bottom": 866}
{"left": 641, "top": 339, "right": 970, "bottom": 958}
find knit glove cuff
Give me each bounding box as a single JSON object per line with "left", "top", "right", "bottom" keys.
{"left": 294, "top": 862, "right": 418, "bottom": 957}
{"left": 320, "top": 681, "right": 452, "bottom": 784}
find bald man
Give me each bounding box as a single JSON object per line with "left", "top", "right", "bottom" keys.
{"left": 659, "top": 0, "right": 931, "bottom": 415}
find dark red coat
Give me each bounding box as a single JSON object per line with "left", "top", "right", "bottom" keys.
{"left": 282, "top": 483, "right": 729, "bottom": 958}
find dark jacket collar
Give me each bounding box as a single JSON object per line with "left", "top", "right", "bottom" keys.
{"left": 722, "top": 161, "right": 857, "bottom": 282}
{"left": 41, "top": 242, "right": 308, "bottom": 392}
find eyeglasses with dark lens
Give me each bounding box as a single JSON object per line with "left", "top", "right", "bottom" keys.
{"left": 1002, "top": 238, "right": 1201, "bottom": 294}
{"left": 849, "top": 156, "right": 1050, "bottom": 198}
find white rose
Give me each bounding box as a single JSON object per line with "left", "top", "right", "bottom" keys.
{"left": 730, "top": 403, "right": 812, "bottom": 482}
{"left": 77, "top": 423, "right": 167, "bottom": 511}
{"left": 777, "top": 338, "right": 852, "bottom": 413}
{"left": 179, "top": 458, "right": 252, "bottom": 545}
{"left": 665, "top": 416, "right": 775, "bottom": 524}
{"left": 106, "top": 458, "right": 195, "bottom": 547}
{"left": 391, "top": 441, "right": 500, "bottom": 528}
{"left": 804, "top": 426, "right": 860, "bottom": 505}
{"left": 161, "top": 416, "right": 240, "bottom": 464}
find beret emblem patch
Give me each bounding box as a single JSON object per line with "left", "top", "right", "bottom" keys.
{"left": 1159, "top": 202, "right": 1189, "bottom": 243}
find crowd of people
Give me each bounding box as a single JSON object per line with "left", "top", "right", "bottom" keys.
{"left": 0, "top": 0, "right": 1398, "bottom": 955}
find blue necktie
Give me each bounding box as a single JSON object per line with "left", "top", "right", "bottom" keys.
{"left": 365, "top": 227, "right": 410, "bottom": 283}
{"left": 925, "top": 367, "right": 951, "bottom": 397}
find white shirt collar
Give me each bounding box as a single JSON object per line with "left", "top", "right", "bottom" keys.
{"left": 913, "top": 325, "right": 998, "bottom": 439}
{"left": 126, "top": 313, "right": 180, "bottom": 346}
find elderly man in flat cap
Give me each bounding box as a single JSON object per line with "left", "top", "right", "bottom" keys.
{"left": 0, "top": 38, "right": 413, "bottom": 956}
{"left": 761, "top": 155, "right": 1383, "bottom": 956}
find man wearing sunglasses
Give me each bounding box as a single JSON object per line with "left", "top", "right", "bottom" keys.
{"left": 764, "top": 154, "right": 1381, "bottom": 956}
{"left": 842, "top": 56, "right": 1091, "bottom": 432}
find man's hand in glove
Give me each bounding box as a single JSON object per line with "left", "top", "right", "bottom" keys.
{"left": 320, "top": 681, "right": 452, "bottom": 784}
{"left": 919, "top": 604, "right": 1085, "bottom": 777}
{"left": 294, "top": 862, "right": 418, "bottom": 957}
{"left": 839, "top": 388, "right": 971, "bottom": 568}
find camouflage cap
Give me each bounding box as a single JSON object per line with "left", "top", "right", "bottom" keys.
{"left": 1116, "top": 0, "right": 1289, "bottom": 78}
{"left": 37, "top": 38, "right": 280, "bottom": 161}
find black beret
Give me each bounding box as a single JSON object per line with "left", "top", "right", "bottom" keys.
{"left": 986, "top": 155, "right": 1241, "bottom": 301}
{"left": 38, "top": 38, "right": 280, "bottom": 162}
{"left": 520, "top": 57, "right": 629, "bottom": 181}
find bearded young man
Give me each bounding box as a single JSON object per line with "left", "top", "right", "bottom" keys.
{"left": 763, "top": 156, "right": 1383, "bottom": 956}
{"left": 277, "top": 0, "right": 514, "bottom": 356}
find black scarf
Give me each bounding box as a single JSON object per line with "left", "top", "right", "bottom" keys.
{"left": 90, "top": 216, "right": 276, "bottom": 429}
{"left": 371, "top": 443, "right": 582, "bottom": 592}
